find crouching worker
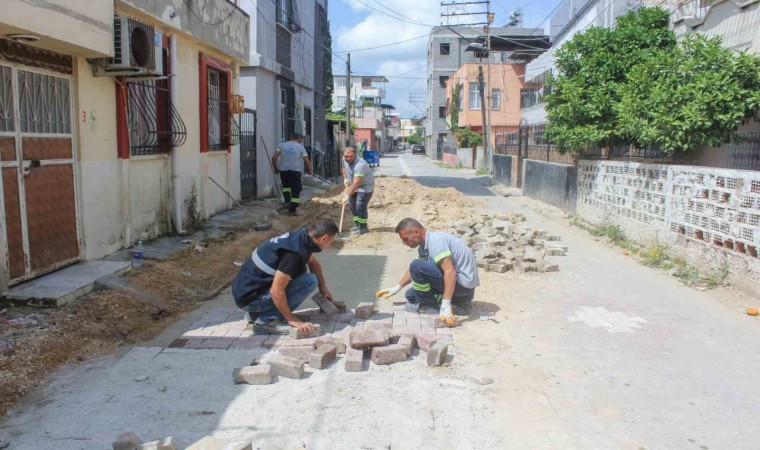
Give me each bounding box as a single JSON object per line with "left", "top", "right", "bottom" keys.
{"left": 232, "top": 219, "right": 339, "bottom": 335}
{"left": 376, "top": 218, "right": 480, "bottom": 323}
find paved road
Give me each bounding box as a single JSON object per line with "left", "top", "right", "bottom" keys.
{"left": 3, "top": 152, "right": 760, "bottom": 449}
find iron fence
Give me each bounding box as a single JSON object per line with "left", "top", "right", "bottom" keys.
{"left": 308, "top": 146, "right": 340, "bottom": 184}
{"left": 726, "top": 132, "right": 760, "bottom": 171}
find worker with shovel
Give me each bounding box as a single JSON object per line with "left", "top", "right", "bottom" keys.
{"left": 272, "top": 133, "right": 312, "bottom": 216}
{"left": 376, "top": 218, "right": 480, "bottom": 323}
{"left": 232, "top": 219, "right": 339, "bottom": 335}
{"left": 341, "top": 147, "right": 375, "bottom": 235}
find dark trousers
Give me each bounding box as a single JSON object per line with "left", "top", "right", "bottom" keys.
{"left": 404, "top": 259, "right": 475, "bottom": 308}
{"left": 279, "top": 170, "right": 303, "bottom": 212}
{"left": 349, "top": 191, "right": 373, "bottom": 229}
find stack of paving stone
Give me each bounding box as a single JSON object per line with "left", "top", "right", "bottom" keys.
{"left": 449, "top": 212, "right": 566, "bottom": 273}
{"left": 231, "top": 302, "right": 454, "bottom": 385}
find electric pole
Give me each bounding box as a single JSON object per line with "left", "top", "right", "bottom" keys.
{"left": 478, "top": 66, "right": 487, "bottom": 149}
{"left": 485, "top": 3, "right": 493, "bottom": 172}
{"left": 345, "top": 53, "right": 351, "bottom": 148}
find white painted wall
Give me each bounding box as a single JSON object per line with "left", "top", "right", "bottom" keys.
{"left": 671, "top": 0, "right": 760, "bottom": 52}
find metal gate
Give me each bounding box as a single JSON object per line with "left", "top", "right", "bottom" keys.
{"left": 0, "top": 63, "right": 80, "bottom": 287}
{"left": 239, "top": 109, "right": 257, "bottom": 199}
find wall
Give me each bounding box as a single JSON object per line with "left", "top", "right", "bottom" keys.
{"left": 576, "top": 160, "right": 760, "bottom": 288}
{"left": 671, "top": 0, "right": 760, "bottom": 52}
{"left": 456, "top": 148, "right": 473, "bottom": 168}
{"left": 493, "top": 154, "right": 514, "bottom": 186}
{"left": 443, "top": 152, "right": 458, "bottom": 167}
{"left": 355, "top": 129, "right": 377, "bottom": 151}
{"left": 0, "top": 0, "right": 113, "bottom": 57}
{"left": 524, "top": 160, "right": 577, "bottom": 212}
{"left": 448, "top": 63, "right": 525, "bottom": 129}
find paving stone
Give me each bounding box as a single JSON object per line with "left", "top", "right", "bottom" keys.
{"left": 427, "top": 342, "right": 449, "bottom": 366}
{"left": 262, "top": 335, "right": 285, "bottom": 347}
{"left": 545, "top": 248, "right": 565, "bottom": 256}
{"left": 416, "top": 333, "right": 438, "bottom": 352}
{"left": 276, "top": 341, "right": 316, "bottom": 362}
{"left": 312, "top": 292, "right": 339, "bottom": 314}
{"left": 137, "top": 436, "right": 177, "bottom": 450}
{"left": 228, "top": 336, "right": 267, "bottom": 350}
{"left": 333, "top": 300, "right": 347, "bottom": 312}
{"left": 487, "top": 263, "right": 510, "bottom": 273}
{"left": 436, "top": 327, "right": 452, "bottom": 335}
{"left": 232, "top": 365, "right": 272, "bottom": 385}
{"left": 167, "top": 338, "right": 189, "bottom": 349}
{"left": 185, "top": 436, "right": 251, "bottom": 450}
{"left": 288, "top": 324, "right": 323, "bottom": 339}
{"left": 354, "top": 302, "right": 375, "bottom": 320}
{"left": 344, "top": 348, "right": 364, "bottom": 372}
{"left": 349, "top": 329, "right": 389, "bottom": 349}
{"left": 309, "top": 344, "right": 337, "bottom": 369}
{"left": 371, "top": 344, "right": 408, "bottom": 365}
{"left": 267, "top": 354, "right": 306, "bottom": 379}
{"left": 523, "top": 247, "right": 546, "bottom": 262}
{"left": 539, "top": 262, "right": 560, "bottom": 272}
{"left": 316, "top": 336, "right": 347, "bottom": 353}
{"left": 337, "top": 312, "right": 355, "bottom": 324}
{"left": 398, "top": 334, "right": 417, "bottom": 356}
{"left": 547, "top": 234, "right": 561, "bottom": 241}
{"left": 196, "top": 338, "right": 235, "bottom": 350}
{"left": 113, "top": 431, "right": 142, "bottom": 450}
{"left": 423, "top": 315, "right": 459, "bottom": 329}
{"left": 436, "top": 335, "right": 454, "bottom": 344}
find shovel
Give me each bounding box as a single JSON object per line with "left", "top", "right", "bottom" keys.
{"left": 336, "top": 189, "right": 351, "bottom": 242}
{"left": 208, "top": 176, "right": 272, "bottom": 232}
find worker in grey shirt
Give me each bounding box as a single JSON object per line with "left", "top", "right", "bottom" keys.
{"left": 272, "top": 133, "right": 312, "bottom": 216}
{"left": 341, "top": 147, "right": 375, "bottom": 234}
{"left": 376, "top": 218, "right": 480, "bottom": 323}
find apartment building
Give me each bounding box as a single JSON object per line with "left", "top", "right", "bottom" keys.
{"left": 331, "top": 74, "right": 395, "bottom": 152}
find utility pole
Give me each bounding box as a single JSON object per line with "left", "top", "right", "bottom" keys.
{"left": 485, "top": 3, "right": 493, "bottom": 172}
{"left": 478, "top": 66, "right": 487, "bottom": 149}
{"left": 345, "top": 53, "right": 351, "bottom": 148}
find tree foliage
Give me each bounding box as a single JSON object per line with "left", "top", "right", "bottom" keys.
{"left": 617, "top": 34, "right": 760, "bottom": 152}
{"left": 448, "top": 83, "right": 463, "bottom": 131}
{"left": 408, "top": 127, "right": 423, "bottom": 145}
{"left": 454, "top": 127, "right": 482, "bottom": 148}
{"left": 545, "top": 7, "right": 676, "bottom": 151}
{"left": 324, "top": 21, "right": 334, "bottom": 112}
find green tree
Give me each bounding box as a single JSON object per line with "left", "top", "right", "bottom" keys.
{"left": 408, "top": 127, "right": 423, "bottom": 145}
{"left": 448, "top": 83, "right": 463, "bottom": 131}
{"left": 324, "top": 21, "right": 334, "bottom": 112}
{"left": 618, "top": 34, "right": 760, "bottom": 152}
{"left": 546, "top": 7, "right": 676, "bottom": 152}
{"left": 454, "top": 127, "right": 482, "bottom": 148}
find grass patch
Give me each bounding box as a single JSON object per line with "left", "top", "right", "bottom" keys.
{"left": 476, "top": 168, "right": 489, "bottom": 176}
{"left": 435, "top": 162, "right": 463, "bottom": 169}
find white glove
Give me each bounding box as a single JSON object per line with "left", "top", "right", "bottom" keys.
{"left": 439, "top": 299, "right": 456, "bottom": 325}
{"left": 375, "top": 284, "right": 402, "bottom": 299}
{"left": 343, "top": 179, "right": 350, "bottom": 187}
{"left": 341, "top": 194, "right": 350, "bottom": 204}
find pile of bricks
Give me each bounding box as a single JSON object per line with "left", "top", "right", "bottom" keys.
{"left": 112, "top": 433, "right": 252, "bottom": 450}
{"left": 232, "top": 302, "right": 454, "bottom": 385}
{"left": 450, "top": 212, "right": 566, "bottom": 273}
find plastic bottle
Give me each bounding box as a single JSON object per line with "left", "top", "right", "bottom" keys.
{"left": 133, "top": 240, "right": 144, "bottom": 269}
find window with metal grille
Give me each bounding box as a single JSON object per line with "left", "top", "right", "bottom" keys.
{"left": 127, "top": 79, "right": 187, "bottom": 156}
{"left": 16, "top": 70, "right": 71, "bottom": 134}
{"left": 207, "top": 67, "right": 240, "bottom": 151}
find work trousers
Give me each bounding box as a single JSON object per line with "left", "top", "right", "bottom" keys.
{"left": 349, "top": 191, "right": 373, "bottom": 229}
{"left": 240, "top": 273, "right": 318, "bottom": 322}
{"left": 279, "top": 170, "right": 303, "bottom": 212}
{"left": 404, "top": 259, "right": 475, "bottom": 308}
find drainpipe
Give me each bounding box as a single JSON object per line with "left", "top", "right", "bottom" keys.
{"left": 169, "top": 34, "right": 185, "bottom": 234}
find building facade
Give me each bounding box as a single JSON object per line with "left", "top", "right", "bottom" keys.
{"left": 0, "top": 0, "right": 249, "bottom": 291}
{"left": 239, "top": 0, "right": 329, "bottom": 197}
{"left": 331, "top": 74, "right": 395, "bottom": 152}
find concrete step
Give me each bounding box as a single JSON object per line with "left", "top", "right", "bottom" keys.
{"left": 6, "top": 261, "right": 132, "bottom": 307}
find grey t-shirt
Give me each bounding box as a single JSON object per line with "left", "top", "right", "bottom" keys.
{"left": 276, "top": 141, "right": 308, "bottom": 172}
{"left": 420, "top": 231, "right": 480, "bottom": 289}
{"left": 343, "top": 157, "right": 375, "bottom": 193}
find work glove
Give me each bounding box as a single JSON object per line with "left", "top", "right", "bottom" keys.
{"left": 341, "top": 194, "right": 350, "bottom": 204}
{"left": 375, "top": 284, "right": 402, "bottom": 300}
{"left": 439, "top": 299, "right": 456, "bottom": 326}
{"left": 343, "top": 179, "right": 350, "bottom": 187}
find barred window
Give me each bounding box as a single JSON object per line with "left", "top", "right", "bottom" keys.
{"left": 207, "top": 67, "right": 239, "bottom": 151}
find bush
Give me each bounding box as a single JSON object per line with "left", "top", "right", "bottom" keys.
{"left": 454, "top": 127, "right": 482, "bottom": 148}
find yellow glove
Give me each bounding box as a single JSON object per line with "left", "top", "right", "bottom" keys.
{"left": 375, "top": 284, "right": 402, "bottom": 299}
{"left": 439, "top": 299, "right": 457, "bottom": 326}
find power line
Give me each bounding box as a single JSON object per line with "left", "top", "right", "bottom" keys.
{"left": 367, "top": 0, "right": 435, "bottom": 27}
{"left": 353, "top": 0, "right": 436, "bottom": 27}
{"left": 333, "top": 33, "right": 431, "bottom": 53}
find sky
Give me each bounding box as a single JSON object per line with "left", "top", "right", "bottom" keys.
{"left": 328, "top": 0, "right": 564, "bottom": 118}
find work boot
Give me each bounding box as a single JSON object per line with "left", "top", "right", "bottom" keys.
{"left": 352, "top": 226, "right": 369, "bottom": 235}
{"left": 252, "top": 318, "right": 291, "bottom": 335}
{"left": 244, "top": 311, "right": 259, "bottom": 324}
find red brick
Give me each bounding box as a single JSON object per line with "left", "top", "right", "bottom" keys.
{"left": 349, "top": 329, "right": 389, "bottom": 349}
{"left": 427, "top": 342, "right": 448, "bottom": 366}
{"left": 344, "top": 348, "right": 364, "bottom": 372}
{"left": 354, "top": 302, "right": 375, "bottom": 320}
{"left": 267, "top": 354, "right": 305, "bottom": 379}
{"left": 371, "top": 344, "right": 408, "bottom": 365}
{"left": 309, "top": 344, "right": 337, "bottom": 369}
{"left": 288, "top": 323, "right": 323, "bottom": 339}
{"left": 315, "top": 336, "right": 347, "bottom": 354}
{"left": 416, "top": 333, "right": 438, "bottom": 352}
{"left": 398, "top": 334, "right": 417, "bottom": 356}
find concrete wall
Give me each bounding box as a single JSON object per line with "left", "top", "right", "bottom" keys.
{"left": 0, "top": 0, "right": 114, "bottom": 57}
{"left": 443, "top": 152, "right": 458, "bottom": 167}
{"left": 524, "top": 160, "right": 577, "bottom": 212}
{"left": 576, "top": 159, "right": 760, "bottom": 289}
{"left": 671, "top": 0, "right": 760, "bottom": 52}
{"left": 493, "top": 155, "right": 514, "bottom": 186}
{"left": 457, "top": 148, "right": 474, "bottom": 168}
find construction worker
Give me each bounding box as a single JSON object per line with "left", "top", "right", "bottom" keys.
{"left": 376, "top": 218, "right": 479, "bottom": 323}
{"left": 232, "top": 219, "right": 338, "bottom": 335}
{"left": 341, "top": 146, "right": 375, "bottom": 235}
{"left": 272, "top": 133, "right": 312, "bottom": 216}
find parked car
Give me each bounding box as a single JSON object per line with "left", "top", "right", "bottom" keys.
{"left": 411, "top": 144, "right": 425, "bottom": 155}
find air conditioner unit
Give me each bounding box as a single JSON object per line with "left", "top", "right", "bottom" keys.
{"left": 106, "top": 17, "right": 162, "bottom": 75}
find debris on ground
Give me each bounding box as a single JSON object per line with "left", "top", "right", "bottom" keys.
{"left": 449, "top": 212, "right": 566, "bottom": 273}
{"left": 747, "top": 308, "right": 759, "bottom": 316}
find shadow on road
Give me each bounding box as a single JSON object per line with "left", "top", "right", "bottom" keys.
{"left": 411, "top": 176, "right": 497, "bottom": 197}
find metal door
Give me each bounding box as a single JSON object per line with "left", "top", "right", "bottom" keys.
{"left": 239, "top": 109, "right": 257, "bottom": 200}
{"left": 0, "top": 63, "right": 79, "bottom": 287}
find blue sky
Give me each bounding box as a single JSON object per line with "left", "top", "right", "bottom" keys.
{"left": 328, "top": 0, "right": 564, "bottom": 117}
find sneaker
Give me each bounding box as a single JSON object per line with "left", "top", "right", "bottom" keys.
{"left": 252, "top": 318, "right": 291, "bottom": 335}
{"left": 349, "top": 224, "right": 360, "bottom": 232}
{"left": 244, "top": 311, "right": 259, "bottom": 323}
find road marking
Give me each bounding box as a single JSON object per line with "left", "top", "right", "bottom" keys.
{"left": 568, "top": 306, "right": 646, "bottom": 333}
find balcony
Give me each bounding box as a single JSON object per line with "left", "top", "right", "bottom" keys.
{"left": 672, "top": 0, "right": 710, "bottom": 28}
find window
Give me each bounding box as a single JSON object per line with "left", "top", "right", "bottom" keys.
{"left": 439, "top": 76, "right": 449, "bottom": 88}
{"left": 207, "top": 66, "right": 237, "bottom": 151}
{"left": 438, "top": 106, "right": 446, "bottom": 118}
{"left": 491, "top": 89, "right": 501, "bottom": 110}
{"left": 521, "top": 89, "right": 539, "bottom": 109}
{"left": 336, "top": 78, "right": 346, "bottom": 88}
{"left": 469, "top": 82, "right": 481, "bottom": 110}
{"left": 362, "top": 78, "right": 372, "bottom": 87}
{"left": 276, "top": 0, "right": 292, "bottom": 27}
{"left": 336, "top": 96, "right": 346, "bottom": 108}
{"left": 279, "top": 86, "right": 295, "bottom": 142}
{"left": 439, "top": 43, "right": 450, "bottom": 55}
